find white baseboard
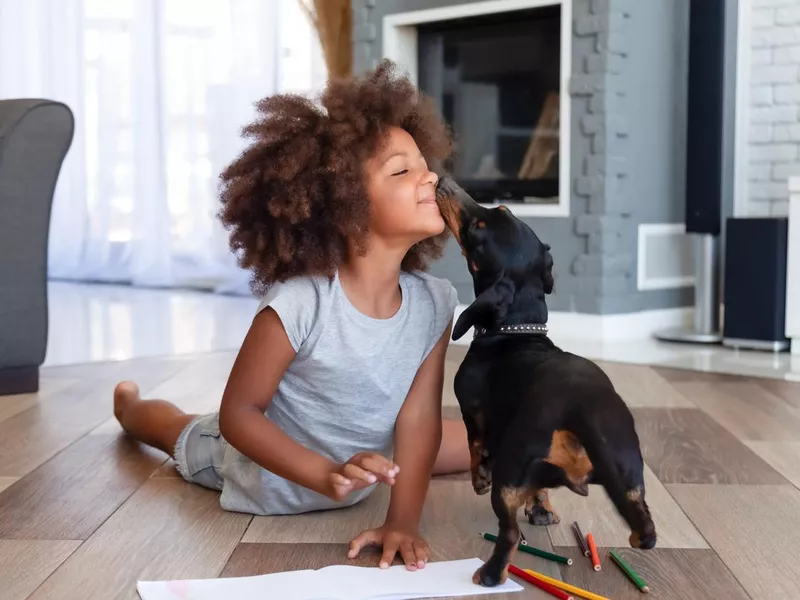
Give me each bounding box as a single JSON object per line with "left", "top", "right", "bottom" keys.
{"left": 450, "top": 305, "right": 694, "bottom": 345}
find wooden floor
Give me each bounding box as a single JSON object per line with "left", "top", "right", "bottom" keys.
{"left": 1, "top": 347, "right": 799, "bottom": 599}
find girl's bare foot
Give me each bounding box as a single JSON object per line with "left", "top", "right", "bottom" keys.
{"left": 113, "top": 381, "right": 195, "bottom": 456}
{"left": 114, "top": 381, "right": 141, "bottom": 426}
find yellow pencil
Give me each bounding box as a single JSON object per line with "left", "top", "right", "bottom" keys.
{"left": 523, "top": 568, "right": 610, "bottom": 600}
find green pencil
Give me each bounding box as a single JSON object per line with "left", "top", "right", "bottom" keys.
{"left": 480, "top": 532, "right": 573, "bottom": 565}
{"left": 609, "top": 549, "right": 650, "bottom": 594}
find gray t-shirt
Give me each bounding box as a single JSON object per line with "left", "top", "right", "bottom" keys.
{"left": 218, "top": 270, "right": 458, "bottom": 515}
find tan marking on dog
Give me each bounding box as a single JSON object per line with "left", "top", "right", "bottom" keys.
{"left": 627, "top": 487, "right": 642, "bottom": 502}
{"left": 545, "top": 430, "right": 593, "bottom": 488}
{"left": 469, "top": 440, "right": 484, "bottom": 474}
{"left": 500, "top": 485, "right": 532, "bottom": 512}
{"left": 477, "top": 220, "right": 486, "bottom": 228}
{"left": 435, "top": 193, "right": 464, "bottom": 249}
{"left": 497, "top": 205, "right": 508, "bottom": 212}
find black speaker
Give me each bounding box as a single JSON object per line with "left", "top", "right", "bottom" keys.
{"left": 722, "top": 218, "right": 790, "bottom": 351}
{"left": 655, "top": 0, "right": 733, "bottom": 345}
{"left": 685, "top": 0, "right": 726, "bottom": 236}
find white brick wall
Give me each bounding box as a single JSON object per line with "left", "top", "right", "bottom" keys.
{"left": 747, "top": 1, "right": 800, "bottom": 216}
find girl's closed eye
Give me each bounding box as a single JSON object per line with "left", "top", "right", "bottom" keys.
{"left": 392, "top": 169, "right": 408, "bottom": 177}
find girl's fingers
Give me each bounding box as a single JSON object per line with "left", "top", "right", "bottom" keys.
{"left": 380, "top": 539, "right": 399, "bottom": 570}
{"left": 358, "top": 455, "right": 399, "bottom": 480}
{"left": 413, "top": 540, "right": 429, "bottom": 569}
{"left": 348, "top": 529, "right": 381, "bottom": 559}
{"left": 329, "top": 473, "right": 351, "bottom": 486}
{"left": 399, "top": 542, "right": 417, "bottom": 571}
{"left": 342, "top": 463, "right": 377, "bottom": 485}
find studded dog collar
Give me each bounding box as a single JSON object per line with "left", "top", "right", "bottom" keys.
{"left": 473, "top": 323, "right": 549, "bottom": 339}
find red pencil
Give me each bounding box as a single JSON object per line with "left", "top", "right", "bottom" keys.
{"left": 586, "top": 533, "right": 601, "bottom": 572}
{"left": 508, "top": 564, "right": 574, "bottom": 600}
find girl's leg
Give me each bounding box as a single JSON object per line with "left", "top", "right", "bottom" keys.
{"left": 114, "top": 381, "right": 196, "bottom": 456}
{"left": 433, "top": 419, "right": 471, "bottom": 475}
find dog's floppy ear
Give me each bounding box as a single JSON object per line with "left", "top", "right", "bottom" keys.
{"left": 543, "top": 244, "right": 554, "bottom": 295}
{"left": 453, "top": 272, "right": 515, "bottom": 340}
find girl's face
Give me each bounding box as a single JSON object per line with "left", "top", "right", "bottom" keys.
{"left": 365, "top": 127, "right": 444, "bottom": 245}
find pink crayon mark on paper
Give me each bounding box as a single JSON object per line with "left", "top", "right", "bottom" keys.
{"left": 167, "top": 580, "right": 190, "bottom": 598}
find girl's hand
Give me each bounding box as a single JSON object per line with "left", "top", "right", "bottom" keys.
{"left": 327, "top": 453, "right": 399, "bottom": 501}
{"left": 347, "top": 524, "right": 430, "bottom": 570}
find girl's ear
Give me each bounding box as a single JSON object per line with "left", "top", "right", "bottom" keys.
{"left": 452, "top": 272, "right": 515, "bottom": 340}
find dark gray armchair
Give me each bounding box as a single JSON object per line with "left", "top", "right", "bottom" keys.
{"left": 0, "top": 99, "right": 74, "bottom": 395}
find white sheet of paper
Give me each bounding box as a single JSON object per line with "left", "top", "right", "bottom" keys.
{"left": 137, "top": 557, "right": 523, "bottom": 600}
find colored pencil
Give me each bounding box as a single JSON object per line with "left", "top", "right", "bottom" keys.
{"left": 572, "top": 521, "right": 591, "bottom": 557}
{"left": 480, "top": 532, "right": 573, "bottom": 565}
{"left": 610, "top": 549, "right": 650, "bottom": 593}
{"left": 586, "top": 533, "right": 601, "bottom": 571}
{"left": 523, "top": 568, "right": 610, "bottom": 600}
{"left": 508, "top": 565, "right": 573, "bottom": 600}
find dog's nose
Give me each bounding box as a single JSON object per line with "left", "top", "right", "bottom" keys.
{"left": 436, "top": 175, "right": 482, "bottom": 212}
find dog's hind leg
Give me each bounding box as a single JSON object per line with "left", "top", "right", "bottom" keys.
{"left": 621, "top": 454, "right": 656, "bottom": 549}
{"left": 473, "top": 484, "right": 528, "bottom": 587}
{"left": 524, "top": 489, "right": 560, "bottom": 526}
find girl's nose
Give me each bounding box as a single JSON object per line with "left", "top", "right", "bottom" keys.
{"left": 422, "top": 168, "right": 438, "bottom": 187}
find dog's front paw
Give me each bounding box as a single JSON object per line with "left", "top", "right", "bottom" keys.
{"left": 473, "top": 564, "right": 506, "bottom": 587}
{"left": 629, "top": 523, "right": 657, "bottom": 550}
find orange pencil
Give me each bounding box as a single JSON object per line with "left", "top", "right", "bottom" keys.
{"left": 586, "top": 533, "right": 601, "bottom": 572}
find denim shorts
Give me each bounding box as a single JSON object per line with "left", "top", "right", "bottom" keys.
{"left": 173, "top": 412, "right": 227, "bottom": 491}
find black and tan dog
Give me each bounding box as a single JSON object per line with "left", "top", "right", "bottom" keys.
{"left": 436, "top": 176, "right": 656, "bottom": 587}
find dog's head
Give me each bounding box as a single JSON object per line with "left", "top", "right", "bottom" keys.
{"left": 436, "top": 175, "right": 554, "bottom": 340}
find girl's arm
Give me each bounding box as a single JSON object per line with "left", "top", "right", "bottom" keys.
{"left": 385, "top": 322, "right": 451, "bottom": 527}
{"left": 218, "top": 308, "right": 393, "bottom": 499}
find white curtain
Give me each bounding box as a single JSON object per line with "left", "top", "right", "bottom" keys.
{"left": 0, "top": 0, "right": 326, "bottom": 294}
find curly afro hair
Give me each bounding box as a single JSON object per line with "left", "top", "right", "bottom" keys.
{"left": 218, "top": 59, "right": 454, "bottom": 295}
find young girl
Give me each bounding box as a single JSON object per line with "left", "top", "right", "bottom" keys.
{"left": 113, "top": 59, "right": 470, "bottom": 572}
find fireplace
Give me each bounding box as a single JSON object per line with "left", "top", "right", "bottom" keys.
{"left": 382, "top": 0, "right": 571, "bottom": 216}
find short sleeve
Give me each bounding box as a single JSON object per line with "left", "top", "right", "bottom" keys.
{"left": 420, "top": 275, "right": 459, "bottom": 360}
{"left": 255, "top": 277, "right": 321, "bottom": 352}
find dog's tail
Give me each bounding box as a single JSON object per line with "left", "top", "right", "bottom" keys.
{"left": 572, "top": 418, "right": 654, "bottom": 547}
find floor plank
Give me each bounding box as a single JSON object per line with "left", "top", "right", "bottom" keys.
{"left": 0, "top": 356, "right": 192, "bottom": 478}
{"left": 596, "top": 362, "right": 695, "bottom": 408}
{"left": 150, "top": 460, "right": 182, "bottom": 478}
{"left": 221, "top": 542, "right": 554, "bottom": 599}
{"left": 0, "top": 375, "right": 77, "bottom": 425}
{"left": 242, "top": 485, "right": 389, "bottom": 544}
{"left": 674, "top": 380, "right": 800, "bottom": 442}
{"left": 652, "top": 366, "right": 737, "bottom": 385}
{"left": 553, "top": 546, "right": 751, "bottom": 600}
{"left": 0, "top": 477, "right": 18, "bottom": 493}
{"left": 668, "top": 483, "right": 800, "bottom": 599}
{"left": 0, "top": 434, "right": 165, "bottom": 540}
{"left": 756, "top": 378, "right": 800, "bottom": 409}
{"left": 28, "top": 478, "right": 251, "bottom": 600}
{"left": 745, "top": 441, "right": 800, "bottom": 489}
{"left": 546, "top": 466, "right": 708, "bottom": 549}
{"left": 633, "top": 408, "right": 787, "bottom": 484}
{"left": 0, "top": 539, "right": 82, "bottom": 600}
